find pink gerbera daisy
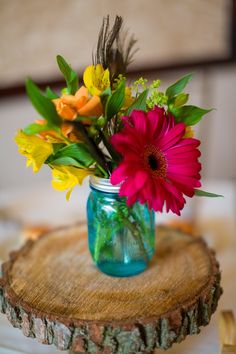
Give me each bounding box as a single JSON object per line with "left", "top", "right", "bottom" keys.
{"left": 110, "top": 107, "right": 201, "bottom": 215}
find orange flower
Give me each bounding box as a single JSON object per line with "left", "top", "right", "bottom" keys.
{"left": 35, "top": 119, "right": 64, "bottom": 143}
{"left": 53, "top": 86, "right": 103, "bottom": 122}
{"left": 53, "top": 96, "right": 77, "bottom": 120}
{"left": 36, "top": 120, "right": 82, "bottom": 143}
{"left": 61, "top": 122, "right": 82, "bottom": 142}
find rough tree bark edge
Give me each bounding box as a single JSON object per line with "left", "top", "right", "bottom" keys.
{"left": 0, "top": 229, "right": 223, "bottom": 354}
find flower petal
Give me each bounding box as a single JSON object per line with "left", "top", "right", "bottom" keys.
{"left": 78, "top": 95, "right": 103, "bottom": 117}
{"left": 131, "top": 110, "right": 147, "bottom": 135}
{"left": 158, "top": 123, "right": 186, "bottom": 150}
{"left": 14, "top": 130, "right": 53, "bottom": 173}
{"left": 110, "top": 164, "right": 129, "bottom": 185}
{"left": 83, "top": 65, "right": 101, "bottom": 96}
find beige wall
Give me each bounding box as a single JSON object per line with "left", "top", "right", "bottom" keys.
{"left": 201, "top": 65, "right": 236, "bottom": 180}
{"left": 0, "top": 0, "right": 231, "bottom": 87}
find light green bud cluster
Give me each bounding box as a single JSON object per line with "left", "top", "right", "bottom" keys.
{"left": 113, "top": 74, "right": 126, "bottom": 89}
{"left": 147, "top": 92, "right": 168, "bottom": 109}
{"left": 132, "top": 77, "right": 148, "bottom": 94}
{"left": 150, "top": 79, "right": 161, "bottom": 89}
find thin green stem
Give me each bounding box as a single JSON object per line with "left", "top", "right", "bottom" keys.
{"left": 131, "top": 207, "right": 154, "bottom": 250}
{"left": 98, "top": 129, "right": 121, "bottom": 163}
{"left": 97, "top": 164, "right": 109, "bottom": 178}
{"left": 94, "top": 223, "right": 102, "bottom": 262}
{"left": 74, "top": 121, "right": 110, "bottom": 177}
{"left": 118, "top": 208, "right": 149, "bottom": 263}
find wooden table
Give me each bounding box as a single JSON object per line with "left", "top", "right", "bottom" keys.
{"left": 0, "top": 224, "right": 222, "bottom": 354}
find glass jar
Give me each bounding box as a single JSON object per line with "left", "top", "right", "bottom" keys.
{"left": 87, "top": 177, "right": 155, "bottom": 277}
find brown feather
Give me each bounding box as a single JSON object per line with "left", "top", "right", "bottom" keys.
{"left": 94, "top": 15, "right": 138, "bottom": 83}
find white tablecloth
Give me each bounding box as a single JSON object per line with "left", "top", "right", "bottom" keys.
{"left": 0, "top": 180, "right": 235, "bottom": 354}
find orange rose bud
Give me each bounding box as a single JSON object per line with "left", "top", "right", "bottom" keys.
{"left": 53, "top": 86, "right": 103, "bottom": 122}
{"left": 53, "top": 97, "right": 77, "bottom": 121}
{"left": 75, "top": 86, "right": 89, "bottom": 110}
{"left": 78, "top": 95, "right": 103, "bottom": 117}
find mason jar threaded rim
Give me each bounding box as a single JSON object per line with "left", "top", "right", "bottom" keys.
{"left": 89, "top": 176, "right": 121, "bottom": 193}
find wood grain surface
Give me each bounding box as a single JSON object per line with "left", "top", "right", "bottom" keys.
{"left": 0, "top": 225, "right": 222, "bottom": 353}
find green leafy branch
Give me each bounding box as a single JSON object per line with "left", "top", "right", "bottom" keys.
{"left": 46, "top": 143, "right": 95, "bottom": 169}
{"left": 56, "top": 55, "right": 79, "bottom": 95}
{"left": 25, "top": 79, "right": 61, "bottom": 126}
{"left": 165, "top": 73, "right": 213, "bottom": 126}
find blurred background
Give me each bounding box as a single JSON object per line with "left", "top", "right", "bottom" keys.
{"left": 0, "top": 0, "right": 235, "bottom": 353}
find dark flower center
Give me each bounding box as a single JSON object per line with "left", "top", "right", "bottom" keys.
{"left": 148, "top": 154, "right": 159, "bottom": 171}
{"left": 143, "top": 145, "right": 167, "bottom": 178}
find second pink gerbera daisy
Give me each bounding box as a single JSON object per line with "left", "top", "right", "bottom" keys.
{"left": 110, "top": 107, "right": 201, "bottom": 215}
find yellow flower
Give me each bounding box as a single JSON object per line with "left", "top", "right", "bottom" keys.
{"left": 123, "top": 87, "right": 134, "bottom": 110}
{"left": 15, "top": 130, "right": 53, "bottom": 172}
{"left": 83, "top": 64, "right": 110, "bottom": 96}
{"left": 51, "top": 166, "right": 92, "bottom": 200}
{"left": 184, "top": 126, "right": 194, "bottom": 138}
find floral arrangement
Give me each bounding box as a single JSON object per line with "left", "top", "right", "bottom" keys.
{"left": 15, "top": 16, "right": 221, "bottom": 216}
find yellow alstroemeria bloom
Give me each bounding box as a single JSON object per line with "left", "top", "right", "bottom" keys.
{"left": 184, "top": 126, "right": 194, "bottom": 138}
{"left": 51, "top": 166, "right": 92, "bottom": 200}
{"left": 83, "top": 64, "right": 110, "bottom": 96}
{"left": 123, "top": 87, "right": 134, "bottom": 110}
{"left": 14, "top": 130, "right": 53, "bottom": 173}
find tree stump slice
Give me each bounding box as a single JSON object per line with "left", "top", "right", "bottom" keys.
{"left": 0, "top": 224, "right": 222, "bottom": 354}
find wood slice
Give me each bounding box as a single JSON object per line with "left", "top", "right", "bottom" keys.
{"left": 0, "top": 225, "right": 222, "bottom": 354}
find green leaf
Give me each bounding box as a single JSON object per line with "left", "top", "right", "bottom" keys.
{"left": 49, "top": 156, "right": 84, "bottom": 168}
{"left": 101, "top": 87, "right": 112, "bottom": 98}
{"left": 170, "top": 105, "right": 213, "bottom": 126}
{"left": 100, "top": 87, "right": 112, "bottom": 108}
{"left": 166, "top": 73, "right": 192, "bottom": 99}
{"left": 25, "top": 79, "right": 61, "bottom": 126}
{"left": 51, "top": 143, "right": 94, "bottom": 167}
{"left": 45, "top": 87, "right": 59, "bottom": 99}
{"left": 23, "top": 123, "right": 51, "bottom": 135}
{"left": 52, "top": 143, "right": 66, "bottom": 154}
{"left": 126, "top": 89, "right": 149, "bottom": 116}
{"left": 74, "top": 115, "right": 97, "bottom": 123}
{"left": 170, "top": 93, "right": 189, "bottom": 108}
{"left": 61, "top": 87, "right": 70, "bottom": 95}
{"left": 105, "top": 81, "right": 125, "bottom": 120}
{"left": 195, "top": 189, "right": 223, "bottom": 198}
{"left": 56, "top": 55, "right": 78, "bottom": 95}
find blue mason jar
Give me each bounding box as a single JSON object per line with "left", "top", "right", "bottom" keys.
{"left": 87, "top": 177, "right": 155, "bottom": 277}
